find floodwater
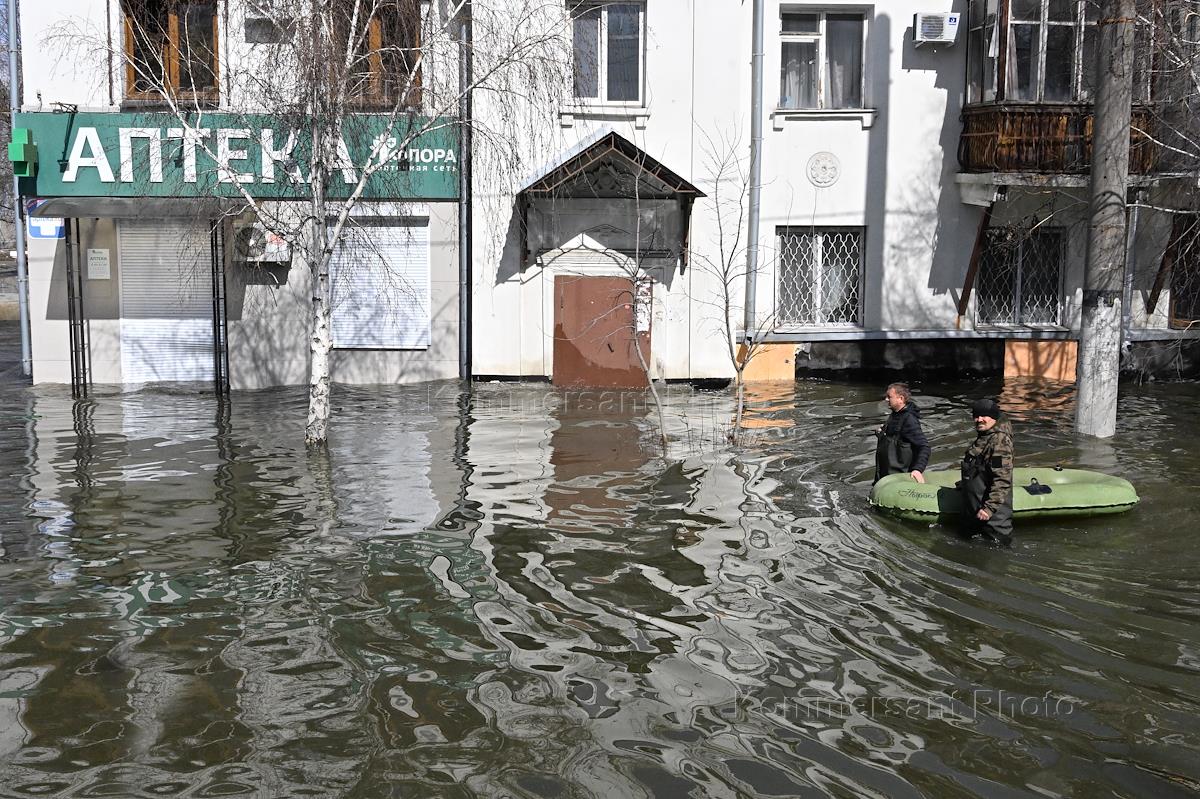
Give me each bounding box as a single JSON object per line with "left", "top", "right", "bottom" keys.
{"left": 1, "top": 341, "right": 1198, "bottom": 797}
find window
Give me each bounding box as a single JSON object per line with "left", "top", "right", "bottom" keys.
{"left": 966, "top": 0, "right": 999, "bottom": 103}
{"left": 335, "top": 0, "right": 423, "bottom": 108}
{"left": 1168, "top": 216, "right": 1200, "bottom": 329}
{"left": 122, "top": 0, "right": 218, "bottom": 102}
{"left": 1005, "top": 0, "right": 1099, "bottom": 102}
{"left": 777, "top": 227, "right": 863, "bottom": 326}
{"left": 976, "top": 227, "right": 1064, "bottom": 325}
{"left": 779, "top": 11, "right": 865, "bottom": 110}
{"left": 330, "top": 222, "right": 431, "bottom": 349}
{"left": 967, "top": 0, "right": 1153, "bottom": 104}
{"left": 571, "top": 2, "right": 644, "bottom": 103}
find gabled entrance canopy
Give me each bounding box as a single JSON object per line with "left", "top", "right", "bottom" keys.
{"left": 517, "top": 129, "right": 705, "bottom": 268}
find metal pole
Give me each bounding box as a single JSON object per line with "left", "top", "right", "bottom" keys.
{"left": 457, "top": 1, "right": 472, "bottom": 381}
{"left": 742, "top": 0, "right": 764, "bottom": 342}
{"left": 8, "top": 0, "right": 31, "bottom": 378}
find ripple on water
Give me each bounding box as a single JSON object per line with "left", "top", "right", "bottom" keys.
{"left": 0, "top": 377, "right": 1198, "bottom": 796}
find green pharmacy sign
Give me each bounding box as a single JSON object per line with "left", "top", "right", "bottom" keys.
{"left": 13, "top": 111, "right": 459, "bottom": 200}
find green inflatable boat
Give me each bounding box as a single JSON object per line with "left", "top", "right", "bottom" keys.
{"left": 870, "top": 467, "right": 1139, "bottom": 522}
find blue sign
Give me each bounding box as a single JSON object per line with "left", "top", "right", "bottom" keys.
{"left": 26, "top": 199, "right": 65, "bottom": 239}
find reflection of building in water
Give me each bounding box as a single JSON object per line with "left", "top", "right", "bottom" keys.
{"left": 5, "top": 389, "right": 408, "bottom": 793}
{"left": 456, "top": 388, "right": 952, "bottom": 791}
{"left": 996, "top": 377, "right": 1076, "bottom": 423}
{"left": 457, "top": 392, "right": 796, "bottom": 790}
{"left": 738, "top": 382, "right": 798, "bottom": 432}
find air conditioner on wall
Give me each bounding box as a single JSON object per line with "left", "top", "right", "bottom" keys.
{"left": 913, "top": 12, "right": 960, "bottom": 45}
{"left": 234, "top": 222, "right": 292, "bottom": 264}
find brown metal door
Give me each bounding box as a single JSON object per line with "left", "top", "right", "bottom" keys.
{"left": 553, "top": 275, "right": 651, "bottom": 388}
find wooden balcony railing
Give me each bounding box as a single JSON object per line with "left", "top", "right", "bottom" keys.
{"left": 958, "top": 103, "right": 1158, "bottom": 175}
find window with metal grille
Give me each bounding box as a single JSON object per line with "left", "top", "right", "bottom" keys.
{"left": 776, "top": 227, "right": 863, "bottom": 326}
{"left": 1169, "top": 215, "right": 1200, "bottom": 329}
{"left": 976, "top": 227, "right": 1064, "bottom": 325}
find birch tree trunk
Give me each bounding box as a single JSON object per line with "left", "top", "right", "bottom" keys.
{"left": 305, "top": 213, "right": 334, "bottom": 446}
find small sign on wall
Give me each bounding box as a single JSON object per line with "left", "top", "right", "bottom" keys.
{"left": 87, "top": 248, "right": 111, "bottom": 280}
{"left": 25, "top": 199, "right": 64, "bottom": 239}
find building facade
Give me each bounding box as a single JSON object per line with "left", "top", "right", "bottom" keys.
{"left": 469, "top": 0, "right": 1200, "bottom": 383}
{"left": 12, "top": 0, "right": 1200, "bottom": 390}
{"left": 15, "top": 0, "right": 463, "bottom": 391}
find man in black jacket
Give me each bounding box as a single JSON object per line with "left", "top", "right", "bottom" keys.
{"left": 874, "top": 383, "right": 931, "bottom": 484}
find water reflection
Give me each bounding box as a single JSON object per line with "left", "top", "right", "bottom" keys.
{"left": 0, "top": 376, "right": 1198, "bottom": 797}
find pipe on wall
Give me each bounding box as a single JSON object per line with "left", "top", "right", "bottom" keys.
{"left": 458, "top": 1, "right": 473, "bottom": 381}
{"left": 8, "top": 0, "right": 31, "bottom": 377}
{"left": 742, "top": 0, "right": 764, "bottom": 342}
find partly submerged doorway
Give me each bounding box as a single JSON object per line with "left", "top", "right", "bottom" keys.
{"left": 518, "top": 130, "right": 704, "bottom": 386}
{"left": 553, "top": 274, "right": 650, "bottom": 388}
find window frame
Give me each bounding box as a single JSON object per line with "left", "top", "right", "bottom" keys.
{"left": 967, "top": 0, "right": 1154, "bottom": 105}
{"left": 975, "top": 226, "right": 1066, "bottom": 327}
{"left": 122, "top": 0, "right": 220, "bottom": 105}
{"left": 775, "top": 225, "right": 865, "bottom": 329}
{"left": 777, "top": 9, "right": 868, "bottom": 111}
{"left": 569, "top": 1, "right": 647, "bottom": 106}
{"left": 1168, "top": 215, "right": 1200, "bottom": 330}
{"left": 341, "top": 1, "right": 425, "bottom": 110}
{"left": 1005, "top": 0, "right": 1093, "bottom": 103}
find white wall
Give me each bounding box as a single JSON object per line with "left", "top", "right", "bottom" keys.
{"left": 469, "top": 0, "right": 989, "bottom": 380}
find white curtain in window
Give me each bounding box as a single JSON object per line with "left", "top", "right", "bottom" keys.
{"left": 780, "top": 41, "right": 818, "bottom": 109}
{"left": 826, "top": 15, "right": 863, "bottom": 109}
{"left": 1007, "top": 22, "right": 1040, "bottom": 100}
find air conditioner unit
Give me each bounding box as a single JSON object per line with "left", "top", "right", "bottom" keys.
{"left": 234, "top": 223, "right": 292, "bottom": 264}
{"left": 913, "top": 12, "right": 960, "bottom": 45}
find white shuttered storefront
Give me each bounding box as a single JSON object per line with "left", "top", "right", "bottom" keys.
{"left": 330, "top": 221, "right": 431, "bottom": 349}
{"left": 118, "top": 220, "right": 215, "bottom": 384}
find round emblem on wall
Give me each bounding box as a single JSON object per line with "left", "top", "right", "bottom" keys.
{"left": 807, "top": 152, "right": 841, "bottom": 188}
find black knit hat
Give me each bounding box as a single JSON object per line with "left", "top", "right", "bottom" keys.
{"left": 971, "top": 398, "right": 1001, "bottom": 418}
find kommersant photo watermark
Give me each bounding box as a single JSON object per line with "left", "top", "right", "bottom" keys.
{"left": 748, "top": 689, "right": 1077, "bottom": 724}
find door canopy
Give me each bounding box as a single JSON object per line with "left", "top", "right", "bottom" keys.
{"left": 517, "top": 130, "right": 705, "bottom": 268}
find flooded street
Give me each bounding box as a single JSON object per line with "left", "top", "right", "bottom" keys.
{"left": 1, "top": 333, "right": 1198, "bottom": 797}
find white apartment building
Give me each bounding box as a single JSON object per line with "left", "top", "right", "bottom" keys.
{"left": 12, "top": 1, "right": 1199, "bottom": 391}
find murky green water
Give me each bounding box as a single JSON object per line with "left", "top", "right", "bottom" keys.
{"left": 1, "top": 343, "right": 1198, "bottom": 796}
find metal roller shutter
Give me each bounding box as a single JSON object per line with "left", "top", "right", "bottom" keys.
{"left": 330, "top": 221, "right": 430, "bottom": 349}
{"left": 118, "top": 220, "right": 215, "bottom": 384}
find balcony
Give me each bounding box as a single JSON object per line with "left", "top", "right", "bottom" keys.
{"left": 958, "top": 103, "right": 1158, "bottom": 175}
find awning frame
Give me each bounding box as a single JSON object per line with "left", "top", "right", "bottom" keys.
{"left": 518, "top": 131, "right": 705, "bottom": 270}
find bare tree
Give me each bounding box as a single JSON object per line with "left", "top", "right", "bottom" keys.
{"left": 691, "top": 129, "right": 775, "bottom": 446}
{"left": 48, "top": 0, "right": 570, "bottom": 445}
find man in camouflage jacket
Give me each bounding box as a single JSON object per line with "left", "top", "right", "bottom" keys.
{"left": 960, "top": 398, "right": 1014, "bottom": 546}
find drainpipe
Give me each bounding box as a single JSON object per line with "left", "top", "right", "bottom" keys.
{"left": 457, "top": 1, "right": 473, "bottom": 381}
{"left": 8, "top": 0, "right": 31, "bottom": 378}
{"left": 742, "top": 0, "right": 764, "bottom": 343}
